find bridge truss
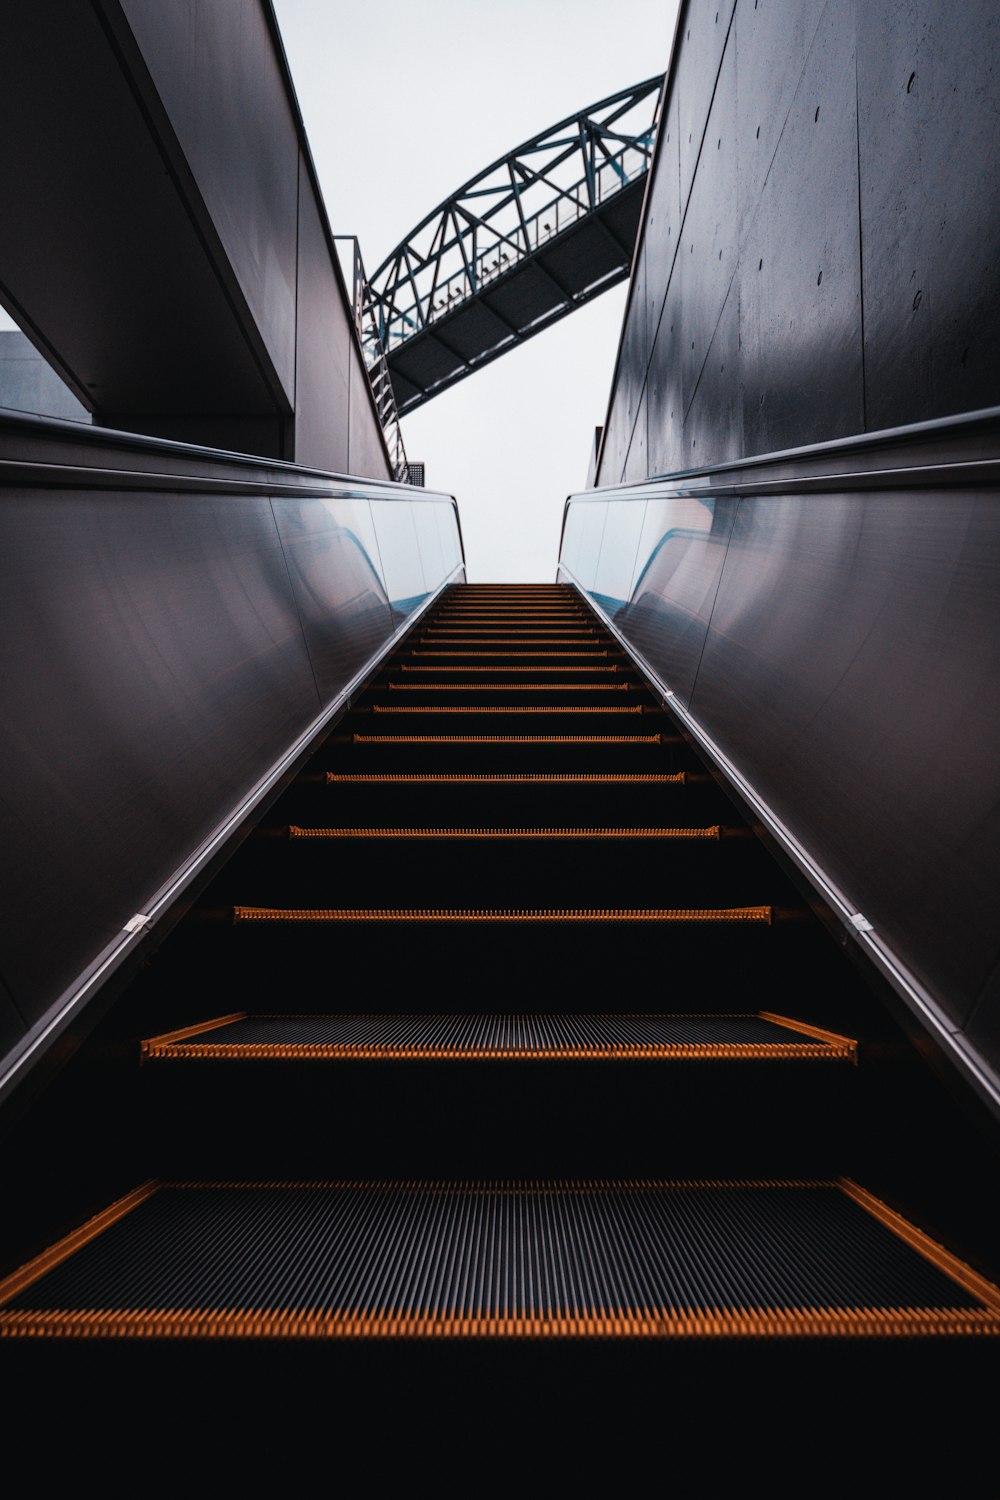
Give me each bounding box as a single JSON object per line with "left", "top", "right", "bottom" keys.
{"left": 368, "top": 76, "right": 663, "bottom": 414}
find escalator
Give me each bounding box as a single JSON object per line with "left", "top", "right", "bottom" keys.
{"left": 2, "top": 583, "right": 998, "bottom": 1362}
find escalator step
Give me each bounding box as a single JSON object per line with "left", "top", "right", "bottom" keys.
{"left": 409, "top": 651, "right": 617, "bottom": 658}
{"left": 286, "top": 824, "right": 719, "bottom": 839}
{"left": 231, "top": 905, "right": 772, "bottom": 925}
{"left": 346, "top": 734, "right": 670, "bottom": 744}
{"left": 366, "top": 705, "right": 651, "bottom": 715}
{"left": 325, "top": 774, "right": 683, "bottom": 786}
{"left": 398, "top": 665, "right": 623, "bottom": 673}
{"left": 4, "top": 1179, "right": 996, "bottom": 1339}
{"left": 324, "top": 771, "right": 685, "bottom": 783}
{"left": 431, "top": 618, "right": 587, "bottom": 624}
{"left": 140, "top": 1011, "right": 857, "bottom": 1061}
{"left": 421, "top": 630, "right": 600, "bottom": 637}
{"left": 385, "top": 683, "right": 635, "bottom": 691}
{"left": 417, "top": 638, "right": 602, "bottom": 644}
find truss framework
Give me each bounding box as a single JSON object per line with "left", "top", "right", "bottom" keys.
{"left": 367, "top": 77, "right": 663, "bottom": 410}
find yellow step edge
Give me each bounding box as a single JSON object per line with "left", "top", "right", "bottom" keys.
{"left": 232, "top": 905, "right": 773, "bottom": 924}
{"left": 324, "top": 771, "right": 686, "bottom": 783}
{"left": 288, "top": 823, "right": 717, "bottom": 838}
{"left": 422, "top": 630, "right": 599, "bottom": 635}
{"left": 349, "top": 733, "right": 668, "bottom": 743}
{"left": 140, "top": 1012, "right": 250, "bottom": 1059}
{"left": 409, "top": 651, "right": 613, "bottom": 658}
{"left": 369, "top": 705, "right": 647, "bottom": 714}
{"left": 398, "top": 665, "right": 620, "bottom": 674}
{"left": 0, "top": 1181, "right": 160, "bottom": 1305}
{"left": 141, "top": 1010, "right": 854, "bottom": 1064}
{"left": 758, "top": 1011, "right": 859, "bottom": 1064}
{"left": 7, "top": 1306, "right": 993, "bottom": 1339}
{"left": 418, "top": 638, "right": 603, "bottom": 644}
{"left": 143, "top": 1041, "right": 846, "bottom": 1063}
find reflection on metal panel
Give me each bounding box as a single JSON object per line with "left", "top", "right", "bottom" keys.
{"left": 591, "top": 498, "right": 648, "bottom": 618}
{"left": 371, "top": 501, "right": 428, "bottom": 625}
{"left": 560, "top": 412, "right": 1000, "bottom": 1101}
{"left": 623, "top": 496, "right": 737, "bottom": 707}
{"left": 0, "top": 414, "right": 463, "bottom": 1093}
{"left": 559, "top": 502, "right": 607, "bottom": 590}
{"left": 0, "top": 488, "right": 313, "bottom": 1017}
{"left": 269, "top": 497, "right": 394, "bottom": 700}
{"left": 695, "top": 490, "right": 1000, "bottom": 1026}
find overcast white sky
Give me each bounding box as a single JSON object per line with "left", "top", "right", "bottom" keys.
{"left": 0, "top": 1, "right": 677, "bottom": 580}
{"left": 273, "top": 0, "right": 677, "bottom": 580}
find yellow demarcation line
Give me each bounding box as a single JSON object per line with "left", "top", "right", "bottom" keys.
{"left": 399, "top": 665, "right": 620, "bottom": 673}
{"left": 838, "top": 1180, "right": 1000, "bottom": 1311}
{"left": 288, "top": 824, "right": 718, "bottom": 839}
{"left": 141, "top": 1011, "right": 855, "bottom": 1064}
{"left": 3, "top": 1179, "right": 998, "bottom": 1338}
{"left": 231, "top": 905, "right": 773, "bottom": 925}
{"left": 370, "top": 705, "right": 647, "bottom": 714}
{"left": 758, "top": 1012, "right": 859, "bottom": 1063}
{"left": 434, "top": 614, "right": 589, "bottom": 620}
{"left": 409, "top": 651, "right": 613, "bottom": 658}
{"left": 7, "top": 1306, "right": 992, "bottom": 1339}
{"left": 350, "top": 733, "right": 666, "bottom": 743}
{"left": 422, "top": 630, "right": 599, "bottom": 636}
{"left": 0, "top": 1181, "right": 160, "bottom": 1304}
{"left": 416, "top": 642, "right": 599, "bottom": 648}
{"left": 387, "top": 686, "right": 632, "bottom": 694}
{"left": 140, "top": 1013, "right": 249, "bottom": 1059}
{"left": 324, "top": 771, "right": 686, "bottom": 783}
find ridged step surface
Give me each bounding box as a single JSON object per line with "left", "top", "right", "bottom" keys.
{"left": 4, "top": 1180, "right": 996, "bottom": 1339}
{"left": 231, "top": 904, "right": 772, "bottom": 925}
{"left": 141, "top": 1011, "right": 856, "bottom": 1061}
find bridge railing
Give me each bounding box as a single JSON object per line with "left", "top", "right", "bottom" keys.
{"left": 335, "top": 236, "right": 411, "bottom": 483}
{"left": 369, "top": 76, "right": 663, "bottom": 360}
{"left": 379, "top": 132, "right": 656, "bottom": 351}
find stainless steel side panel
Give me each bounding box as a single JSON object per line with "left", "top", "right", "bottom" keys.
{"left": 0, "top": 417, "right": 463, "bottom": 1087}
{"left": 270, "top": 495, "right": 394, "bottom": 699}
{"left": 561, "top": 427, "right": 1000, "bottom": 1096}
{"left": 620, "top": 495, "right": 737, "bottom": 706}
{"left": 693, "top": 490, "right": 1000, "bottom": 1023}
{"left": 0, "top": 489, "right": 313, "bottom": 1016}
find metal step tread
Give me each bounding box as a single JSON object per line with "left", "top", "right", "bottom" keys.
{"left": 324, "top": 771, "right": 685, "bottom": 783}
{"left": 3, "top": 1179, "right": 995, "bottom": 1339}
{"left": 398, "top": 665, "right": 623, "bottom": 673}
{"left": 230, "top": 904, "right": 772, "bottom": 924}
{"left": 141, "top": 1011, "right": 857, "bottom": 1061}
{"left": 344, "top": 733, "right": 670, "bottom": 744}
{"left": 363, "top": 705, "right": 652, "bottom": 715}
{"left": 286, "top": 824, "right": 719, "bottom": 839}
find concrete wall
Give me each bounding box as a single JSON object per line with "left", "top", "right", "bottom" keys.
{"left": 597, "top": 0, "right": 1000, "bottom": 484}
{"left": 0, "top": 1, "right": 389, "bottom": 478}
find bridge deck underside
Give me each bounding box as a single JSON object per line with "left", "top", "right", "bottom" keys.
{"left": 388, "top": 183, "right": 644, "bottom": 413}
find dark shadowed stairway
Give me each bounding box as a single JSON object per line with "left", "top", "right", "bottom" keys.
{"left": 3, "top": 584, "right": 998, "bottom": 1375}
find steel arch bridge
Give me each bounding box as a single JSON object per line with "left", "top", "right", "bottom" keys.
{"left": 368, "top": 76, "right": 663, "bottom": 415}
